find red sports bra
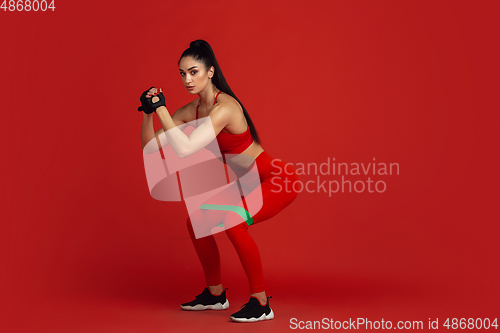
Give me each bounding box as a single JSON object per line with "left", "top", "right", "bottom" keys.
{"left": 196, "top": 91, "right": 254, "bottom": 155}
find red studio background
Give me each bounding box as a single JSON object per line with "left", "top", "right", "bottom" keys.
{"left": 1, "top": 1, "right": 499, "bottom": 332}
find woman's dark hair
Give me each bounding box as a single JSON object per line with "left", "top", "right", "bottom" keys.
{"left": 178, "top": 39, "right": 261, "bottom": 145}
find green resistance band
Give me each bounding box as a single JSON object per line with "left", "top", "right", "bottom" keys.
{"left": 199, "top": 204, "right": 254, "bottom": 228}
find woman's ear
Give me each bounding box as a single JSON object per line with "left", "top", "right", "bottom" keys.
{"left": 209, "top": 66, "right": 215, "bottom": 78}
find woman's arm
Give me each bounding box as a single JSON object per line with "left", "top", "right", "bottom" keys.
{"left": 155, "top": 104, "right": 232, "bottom": 158}
{"left": 140, "top": 107, "right": 187, "bottom": 152}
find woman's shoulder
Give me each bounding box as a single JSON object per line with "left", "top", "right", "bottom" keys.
{"left": 213, "top": 92, "right": 248, "bottom": 134}
{"left": 214, "top": 92, "right": 243, "bottom": 114}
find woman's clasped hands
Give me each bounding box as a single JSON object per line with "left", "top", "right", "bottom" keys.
{"left": 138, "top": 86, "right": 166, "bottom": 114}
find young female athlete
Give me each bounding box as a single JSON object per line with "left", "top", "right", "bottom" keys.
{"left": 139, "top": 39, "right": 299, "bottom": 323}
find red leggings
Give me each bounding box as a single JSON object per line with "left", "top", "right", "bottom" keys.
{"left": 186, "top": 151, "right": 299, "bottom": 293}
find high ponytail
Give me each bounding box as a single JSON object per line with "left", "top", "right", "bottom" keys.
{"left": 178, "top": 40, "right": 261, "bottom": 145}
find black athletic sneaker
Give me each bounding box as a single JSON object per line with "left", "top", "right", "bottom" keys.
{"left": 180, "top": 287, "right": 229, "bottom": 311}
{"left": 230, "top": 296, "right": 274, "bottom": 322}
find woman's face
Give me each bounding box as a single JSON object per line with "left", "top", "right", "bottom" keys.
{"left": 179, "top": 56, "right": 213, "bottom": 95}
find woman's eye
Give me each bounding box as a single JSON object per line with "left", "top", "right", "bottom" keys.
{"left": 191, "top": 71, "right": 197, "bottom": 75}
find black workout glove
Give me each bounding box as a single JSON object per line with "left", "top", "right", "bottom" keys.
{"left": 138, "top": 86, "right": 166, "bottom": 114}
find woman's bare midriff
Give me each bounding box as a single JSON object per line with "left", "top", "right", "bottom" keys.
{"left": 223, "top": 141, "right": 265, "bottom": 171}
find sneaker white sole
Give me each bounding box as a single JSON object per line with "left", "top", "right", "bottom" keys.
{"left": 230, "top": 309, "right": 274, "bottom": 322}
{"left": 180, "top": 299, "right": 229, "bottom": 311}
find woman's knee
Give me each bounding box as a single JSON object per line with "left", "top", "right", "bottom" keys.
{"left": 186, "top": 209, "right": 207, "bottom": 232}
{"left": 223, "top": 212, "right": 248, "bottom": 240}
